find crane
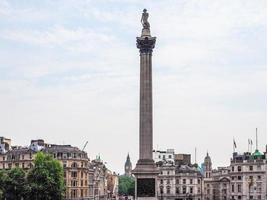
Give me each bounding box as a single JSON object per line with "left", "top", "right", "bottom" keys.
{"left": 82, "top": 141, "right": 88, "bottom": 151}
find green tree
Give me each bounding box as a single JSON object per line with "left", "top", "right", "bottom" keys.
{"left": 27, "top": 152, "right": 65, "bottom": 200}
{"left": 0, "top": 168, "right": 29, "bottom": 200}
{"left": 118, "top": 176, "right": 135, "bottom": 196}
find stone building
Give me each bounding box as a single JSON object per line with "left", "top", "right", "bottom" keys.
{"left": 0, "top": 137, "right": 11, "bottom": 154}
{"left": 155, "top": 150, "right": 203, "bottom": 200}
{"left": 0, "top": 137, "right": 115, "bottom": 200}
{"left": 106, "top": 171, "right": 119, "bottom": 199}
{"left": 91, "top": 157, "right": 109, "bottom": 200}
{"left": 203, "top": 167, "right": 231, "bottom": 200}
{"left": 201, "top": 146, "right": 267, "bottom": 200}
{"left": 0, "top": 146, "right": 34, "bottom": 170}
{"left": 124, "top": 153, "right": 132, "bottom": 177}
{"left": 229, "top": 149, "right": 267, "bottom": 200}
{"left": 153, "top": 149, "right": 175, "bottom": 163}
{"left": 43, "top": 144, "right": 92, "bottom": 200}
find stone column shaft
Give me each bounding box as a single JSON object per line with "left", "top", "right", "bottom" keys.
{"left": 139, "top": 52, "right": 153, "bottom": 160}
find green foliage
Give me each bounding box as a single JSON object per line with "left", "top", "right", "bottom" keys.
{"left": 0, "top": 168, "right": 29, "bottom": 200}
{"left": 118, "top": 175, "right": 135, "bottom": 196}
{"left": 27, "top": 152, "right": 65, "bottom": 200}
{"left": 0, "top": 152, "right": 65, "bottom": 200}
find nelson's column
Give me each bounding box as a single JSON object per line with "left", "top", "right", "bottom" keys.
{"left": 132, "top": 9, "right": 159, "bottom": 200}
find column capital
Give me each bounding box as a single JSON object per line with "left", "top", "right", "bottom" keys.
{"left": 136, "top": 36, "right": 156, "bottom": 54}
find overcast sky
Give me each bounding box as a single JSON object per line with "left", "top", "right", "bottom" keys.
{"left": 1, "top": 0, "right": 267, "bottom": 174}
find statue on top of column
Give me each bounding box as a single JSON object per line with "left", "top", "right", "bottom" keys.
{"left": 141, "top": 9, "right": 150, "bottom": 30}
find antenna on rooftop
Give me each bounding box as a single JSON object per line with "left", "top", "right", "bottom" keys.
{"left": 256, "top": 128, "right": 258, "bottom": 150}
{"left": 194, "top": 147, "right": 197, "bottom": 164}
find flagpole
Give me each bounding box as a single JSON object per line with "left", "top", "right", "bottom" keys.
{"left": 256, "top": 128, "right": 258, "bottom": 150}
{"left": 248, "top": 139, "right": 250, "bottom": 152}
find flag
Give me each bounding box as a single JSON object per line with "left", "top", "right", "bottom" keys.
{"left": 251, "top": 139, "right": 253, "bottom": 145}
{"left": 248, "top": 139, "right": 250, "bottom": 145}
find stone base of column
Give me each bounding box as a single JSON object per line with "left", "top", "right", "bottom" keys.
{"left": 132, "top": 159, "right": 159, "bottom": 200}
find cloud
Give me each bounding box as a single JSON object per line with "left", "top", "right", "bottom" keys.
{"left": 0, "top": 0, "right": 267, "bottom": 173}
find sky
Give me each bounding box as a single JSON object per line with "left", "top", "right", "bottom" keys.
{"left": 0, "top": 0, "right": 267, "bottom": 174}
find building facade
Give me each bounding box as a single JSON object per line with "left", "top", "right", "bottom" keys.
{"left": 0, "top": 137, "right": 117, "bottom": 200}
{"left": 155, "top": 150, "right": 203, "bottom": 200}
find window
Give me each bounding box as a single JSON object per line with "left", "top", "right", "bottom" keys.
{"left": 182, "top": 186, "right": 186, "bottom": 194}
{"left": 249, "top": 166, "right": 253, "bottom": 171}
{"left": 81, "top": 180, "right": 83, "bottom": 186}
{"left": 167, "top": 187, "right": 170, "bottom": 194}
{"left": 232, "top": 184, "right": 235, "bottom": 193}
{"left": 237, "top": 166, "right": 241, "bottom": 172}
{"left": 176, "top": 179, "right": 179, "bottom": 184}
{"left": 167, "top": 171, "right": 170, "bottom": 175}
{"left": 71, "top": 180, "right": 78, "bottom": 186}
{"left": 257, "top": 175, "right": 261, "bottom": 180}
{"left": 183, "top": 179, "right": 186, "bottom": 184}
{"left": 190, "top": 179, "right": 193, "bottom": 184}
{"left": 160, "top": 187, "right": 163, "bottom": 194}
{"left": 198, "top": 179, "right": 201, "bottom": 184}
{"left": 190, "top": 187, "right": 193, "bottom": 194}
{"left": 160, "top": 179, "right": 163, "bottom": 184}
{"left": 237, "top": 176, "right": 242, "bottom": 180}
{"left": 71, "top": 171, "right": 77, "bottom": 178}
{"left": 71, "top": 162, "right": 78, "bottom": 168}
{"left": 71, "top": 189, "right": 77, "bottom": 198}
{"left": 232, "top": 166, "right": 234, "bottom": 172}
{"left": 81, "top": 189, "right": 83, "bottom": 197}
{"left": 176, "top": 187, "right": 180, "bottom": 194}
{"left": 238, "top": 184, "right": 241, "bottom": 193}
{"left": 167, "top": 179, "right": 170, "bottom": 184}
{"left": 168, "top": 155, "right": 172, "bottom": 158}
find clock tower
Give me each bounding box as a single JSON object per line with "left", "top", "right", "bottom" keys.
{"left": 124, "top": 153, "right": 132, "bottom": 177}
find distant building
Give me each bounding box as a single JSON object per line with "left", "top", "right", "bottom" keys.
{"left": 155, "top": 149, "right": 203, "bottom": 200}
{"left": 153, "top": 149, "right": 175, "bottom": 163}
{"left": 0, "top": 137, "right": 11, "bottom": 154}
{"left": 229, "top": 149, "right": 267, "bottom": 200}
{"left": 43, "top": 144, "right": 92, "bottom": 200}
{"left": 124, "top": 153, "right": 132, "bottom": 177}
{"left": 0, "top": 137, "right": 116, "bottom": 200}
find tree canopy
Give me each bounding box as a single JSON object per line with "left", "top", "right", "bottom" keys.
{"left": 0, "top": 152, "right": 65, "bottom": 200}
{"left": 118, "top": 175, "right": 135, "bottom": 196}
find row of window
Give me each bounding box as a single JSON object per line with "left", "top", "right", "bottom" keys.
{"left": 63, "top": 161, "right": 87, "bottom": 168}
{"left": 1, "top": 162, "right": 33, "bottom": 169}
{"left": 231, "top": 175, "right": 262, "bottom": 181}
{"left": 160, "top": 186, "right": 200, "bottom": 194}
{"left": 64, "top": 171, "right": 89, "bottom": 179}
{"left": 231, "top": 165, "right": 262, "bottom": 172}
{"left": 68, "top": 180, "right": 88, "bottom": 187}
{"left": 53, "top": 152, "right": 87, "bottom": 159}
{"left": 1, "top": 154, "right": 32, "bottom": 161}
{"left": 160, "top": 178, "right": 201, "bottom": 185}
